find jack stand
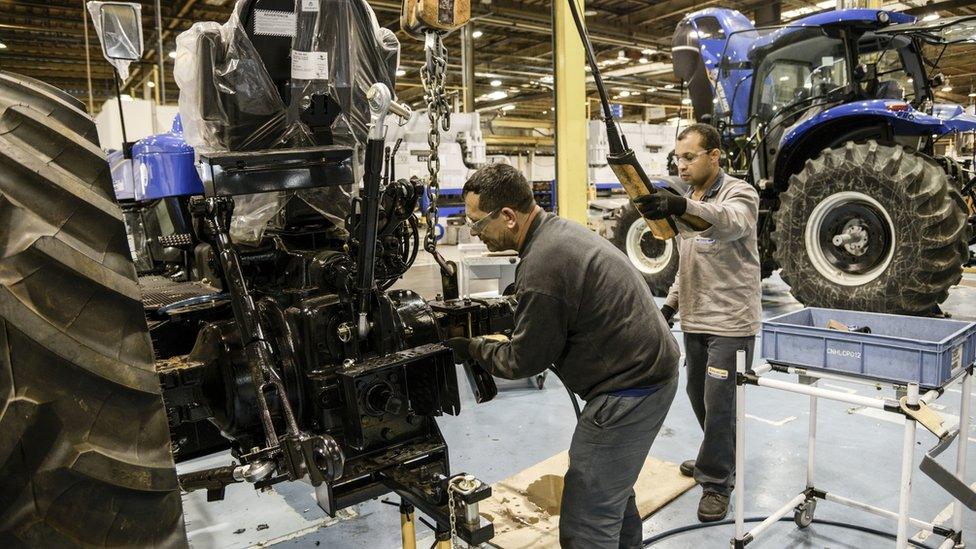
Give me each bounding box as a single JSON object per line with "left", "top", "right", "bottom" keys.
{"left": 400, "top": 501, "right": 416, "bottom": 549}
{"left": 435, "top": 529, "right": 452, "bottom": 548}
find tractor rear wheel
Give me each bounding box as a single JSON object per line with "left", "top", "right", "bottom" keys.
{"left": 773, "top": 140, "right": 968, "bottom": 314}
{"left": 0, "top": 71, "right": 186, "bottom": 546}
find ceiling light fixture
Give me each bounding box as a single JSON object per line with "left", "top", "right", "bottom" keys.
{"left": 922, "top": 13, "right": 940, "bottom": 22}
{"left": 638, "top": 57, "right": 648, "bottom": 64}
{"left": 0, "top": 41, "right": 7, "bottom": 50}
{"left": 486, "top": 91, "right": 508, "bottom": 101}
{"left": 501, "top": 104, "right": 516, "bottom": 111}
{"left": 646, "top": 87, "right": 657, "bottom": 93}
{"left": 681, "top": 98, "right": 691, "bottom": 105}
{"left": 395, "top": 69, "right": 406, "bottom": 77}
{"left": 472, "top": 30, "right": 483, "bottom": 38}
{"left": 664, "top": 83, "right": 675, "bottom": 89}
{"left": 168, "top": 50, "right": 176, "bottom": 59}
{"left": 491, "top": 79, "right": 502, "bottom": 87}
{"left": 619, "top": 90, "right": 631, "bottom": 97}
{"left": 147, "top": 81, "right": 155, "bottom": 88}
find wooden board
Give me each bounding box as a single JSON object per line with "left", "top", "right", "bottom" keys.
{"left": 480, "top": 452, "right": 695, "bottom": 548}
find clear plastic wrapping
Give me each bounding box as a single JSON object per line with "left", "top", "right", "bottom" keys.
{"left": 288, "top": 0, "right": 400, "bottom": 147}
{"left": 87, "top": 1, "right": 144, "bottom": 81}
{"left": 174, "top": 0, "right": 398, "bottom": 245}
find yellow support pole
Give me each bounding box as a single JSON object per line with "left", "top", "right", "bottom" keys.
{"left": 400, "top": 502, "right": 416, "bottom": 549}
{"left": 553, "top": 0, "right": 588, "bottom": 225}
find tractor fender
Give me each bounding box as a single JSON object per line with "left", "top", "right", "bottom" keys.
{"left": 782, "top": 100, "right": 976, "bottom": 151}
{"left": 774, "top": 100, "right": 976, "bottom": 187}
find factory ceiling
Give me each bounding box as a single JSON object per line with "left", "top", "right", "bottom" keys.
{"left": 1, "top": 0, "right": 974, "bottom": 127}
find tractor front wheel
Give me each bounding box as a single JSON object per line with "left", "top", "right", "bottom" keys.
{"left": 612, "top": 204, "right": 679, "bottom": 297}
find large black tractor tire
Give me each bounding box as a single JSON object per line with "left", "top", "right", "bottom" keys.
{"left": 612, "top": 204, "right": 679, "bottom": 297}
{"left": 0, "top": 72, "right": 187, "bottom": 546}
{"left": 773, "top": 140, "right": 968, "bottom": 314}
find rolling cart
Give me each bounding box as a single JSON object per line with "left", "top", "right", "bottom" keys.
{"left": 732, "top": 308, "right": 976, "bottom": 549}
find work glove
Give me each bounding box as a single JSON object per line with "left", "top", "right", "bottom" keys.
{"left": 661, "top": 304, "right": 676, "bottom": 328}
{"left": 634, "top": 193, "right": 687, "bottom": 220}
{"left": 444, "top": 337, "right": 472, "bottom": 362}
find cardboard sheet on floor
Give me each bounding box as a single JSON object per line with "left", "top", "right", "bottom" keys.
{"left": 480, "top": 452, "right": 694, "bottom": 548}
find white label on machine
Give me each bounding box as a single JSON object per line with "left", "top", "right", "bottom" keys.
{"left": 301, "top": 0, "right": 319, "bottom": 12}
{"left": 291, "top": 51, "right": 329, "bottom": 80}
{"left": 253, "top": 10, "right": 296, "bottom": 37}
{"left": 952, "top": 344, "right": 963, "bottom": 371}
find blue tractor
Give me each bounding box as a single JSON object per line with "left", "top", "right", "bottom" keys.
{"left": 621, "top": 8, "right": 976, "bottom": 315}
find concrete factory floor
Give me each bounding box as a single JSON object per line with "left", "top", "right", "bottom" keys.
{"left": 178, "top": 244, "right": 976, "bottom": 549}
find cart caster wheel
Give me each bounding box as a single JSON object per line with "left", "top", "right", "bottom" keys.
{"left": 794, "top": 499, "right": 816, "bottom": 529}
{"left": 535, "top": 374, "right": 545, "bottom": 390}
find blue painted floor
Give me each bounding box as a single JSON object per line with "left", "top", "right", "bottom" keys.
{"left": 178, "top": 248, "right": 976, "bottom": 548}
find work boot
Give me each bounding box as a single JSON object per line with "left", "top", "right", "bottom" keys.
{"left": 679, "top": 459, "right": 695, "bottom": 477}
{"left": 697, "top": 491, "right": 730, "bottom": 522}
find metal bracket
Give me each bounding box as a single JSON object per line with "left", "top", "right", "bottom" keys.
{"left": 920, "top": 429, "right": 976, "bottom": 511}
{"left": 900, "top": 396, "right": 947, "bottom": 439}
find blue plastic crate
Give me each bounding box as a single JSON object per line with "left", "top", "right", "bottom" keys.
{"left": 761, "top": 308, "right": 976, "bottom": 388}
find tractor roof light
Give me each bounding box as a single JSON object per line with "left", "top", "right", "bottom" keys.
{"left": 877, "top": 11, "right": 890, "bottom": 24}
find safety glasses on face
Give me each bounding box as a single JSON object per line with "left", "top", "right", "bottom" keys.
{"left": 466, "top": 208, "right": 500, "bottom": 235}
{"left": 672, "top": 149, "right": 714, "bottom": 167}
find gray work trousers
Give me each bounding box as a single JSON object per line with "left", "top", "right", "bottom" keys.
{"left": 683, "top": 333, "right": 755, "bottom": 496}
{"left": 559, "top": 377, "right": 678, "bottom": 549}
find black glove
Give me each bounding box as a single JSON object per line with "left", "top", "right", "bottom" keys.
{"left": 633, "top": 193, "right": 687, "bottom": 220}
{"left": 661, "top": 304, "right": 676, "bottom": 328}
{"left": 444, "top": 337, "right": 472, "bottom": 362}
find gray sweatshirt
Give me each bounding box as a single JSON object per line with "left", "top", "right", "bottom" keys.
{"left": 469, "top": 211, "right": 680, "bottom": 401}
{"left": 664, "top": 171, "right": 761, "bottom": 337}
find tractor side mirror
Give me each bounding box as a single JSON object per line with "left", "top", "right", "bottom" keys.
{"left": 90, "top": 2, "right": 143, "bottom": 61}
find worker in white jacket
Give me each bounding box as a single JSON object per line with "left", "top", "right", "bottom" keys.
{"left": 633, "top": 122, "right": 761, "bottom": 523}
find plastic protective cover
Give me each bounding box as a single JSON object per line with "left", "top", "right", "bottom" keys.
{"left": 288, "top": 0, "right": 400, "bottom": 148}
{"left": 87, "top": 1, "right": 143, "bottom": 81}
{"left": 174, "top": 0, "right": 399, "bottom": 245}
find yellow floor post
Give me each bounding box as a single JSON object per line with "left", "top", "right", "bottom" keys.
{"left": 400, "top": 501, "right": 416, "bottom": 549}
{"left": 554, "top": 0, "right": 588, "bottom": 225}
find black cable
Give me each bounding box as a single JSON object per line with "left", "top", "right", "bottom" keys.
{"left": 549, "top": 366, "right": 581, "bottom": 420}
{"left": 642, "top": 515, "right": 938, "bottom": 548}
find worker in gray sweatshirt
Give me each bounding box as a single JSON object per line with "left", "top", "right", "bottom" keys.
{"left": 445, "top": 163, "right": 679, "bottom": 549}
{"left": 633, "top": 122, "right": 761, "bottom": 523}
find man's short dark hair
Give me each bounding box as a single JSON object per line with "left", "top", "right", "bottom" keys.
{"left": 462, "top": 163, "right": 535, "bottom": 213}
{"left": 677, "top": 123, "right": 721, "bottom": 151}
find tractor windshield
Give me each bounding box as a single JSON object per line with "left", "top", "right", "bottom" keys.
{"left": 856, "top": 34, "right": 921, "bottom": 102}
{"left": 750, "top": 27, "right": 849, "bottom": 124}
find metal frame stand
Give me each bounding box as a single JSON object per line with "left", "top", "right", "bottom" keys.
{"left": 732, "top": 350, "right": 972, "bottom": 549}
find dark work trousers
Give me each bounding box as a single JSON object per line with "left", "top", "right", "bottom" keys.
{"left": 683, "top": 333, "right": 755, "bottom": 496}
{"left": 559, "top": 377, "right": 678, "bottom": 549}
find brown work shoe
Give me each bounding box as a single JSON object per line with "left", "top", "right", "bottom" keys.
{"left": 698, "top": 491, "right": 730, "bottom": 522}
{"left": 679, "top": 459, "right": 695, "bottom": 477}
